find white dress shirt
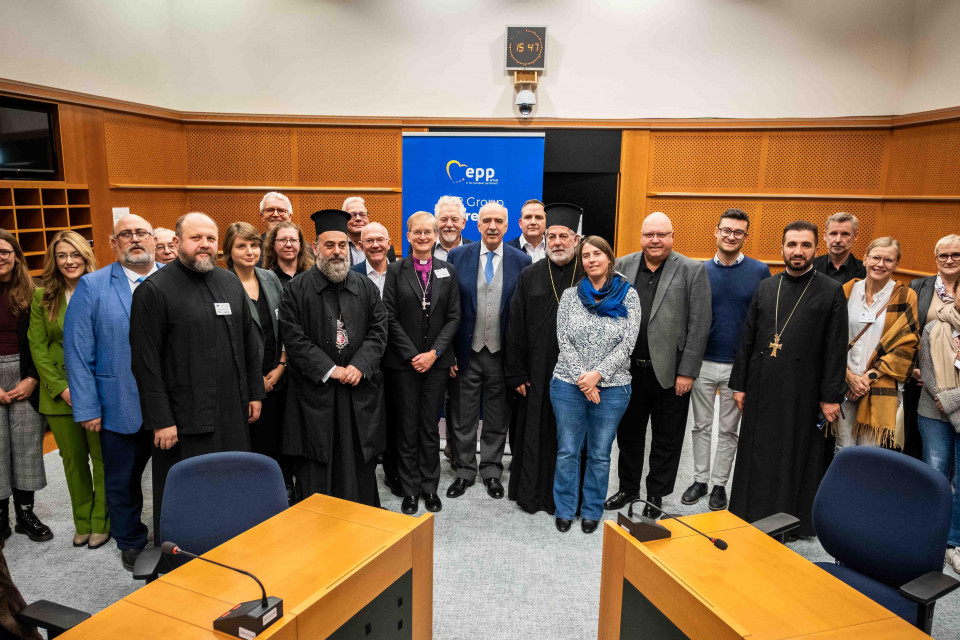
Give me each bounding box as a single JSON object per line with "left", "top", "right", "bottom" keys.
{"left": 519, "top": 235, "right": 546, "bottom": 263}
{"left": 363, "top": 259, "right": 388, "bottom": 298}
{"left": 121, "top": 263, "right": 159, "bottom": 293}
{"left": 433, "top": 237, "right": 466, "bottom": 261}
{"left": 479, "top": 242, "right": 503, "bottom": 277}
{"left": 846, "top": 279, "right": 894, "bottom": 375}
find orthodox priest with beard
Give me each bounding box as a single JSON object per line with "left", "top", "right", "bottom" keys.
{"left": 279, "top": 209, "right": 388, "bottom": 506}
{"left": 728, "top": 220, "right": 847, "bottom": 537}
{"left": 505, "top": 204, "right": 586, "bottom": 514}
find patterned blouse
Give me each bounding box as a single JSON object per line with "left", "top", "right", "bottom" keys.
{"left": 553, "top": 284, "right": 641, "bottom": 388}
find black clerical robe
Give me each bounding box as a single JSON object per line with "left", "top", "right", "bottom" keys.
{"left": 279, "top": 267, "right": 387, "bottom": 506}
{"left": 728, "top": 269, "right": 847, "bottom": 536}
{"left": 131, "top": 260, "right": 265, "bottom": 538}
{"left": 504, "top": 257, "right": 584, "bottom": 514}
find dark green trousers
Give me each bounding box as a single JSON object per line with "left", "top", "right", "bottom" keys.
{"left": 46, "top": 414, "right": 109, "bottom": 535}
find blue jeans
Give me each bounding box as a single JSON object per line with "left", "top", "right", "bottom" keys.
{"left": 551, "top": 379, "right": 632, "bottom": 521}
{"left": 918, "top": 415, "right": 960, "bottom": 547}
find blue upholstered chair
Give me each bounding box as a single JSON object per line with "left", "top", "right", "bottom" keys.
{"left": 812, "top": 447, "right": 959, "bottom": 634}
{"left": 134, "top": 452, "right": 289, "bottom": 581}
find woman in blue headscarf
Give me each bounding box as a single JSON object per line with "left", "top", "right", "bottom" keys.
{"left": 551, "top": 236, "right": 640, "bottom": 534}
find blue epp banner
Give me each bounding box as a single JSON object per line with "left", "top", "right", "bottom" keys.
{"left": 401, "top": 133, "right": 545, "bottom": 256}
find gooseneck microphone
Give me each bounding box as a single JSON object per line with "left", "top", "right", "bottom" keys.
{"left": 625, "top": 499, "right": 728, "bottom": 550}
{"left": 162, "top": 541, "right": 283, "bottom": 638}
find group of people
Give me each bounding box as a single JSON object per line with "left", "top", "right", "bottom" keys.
{"left": 0, "top": 189, "right": 957, "bottom": 576}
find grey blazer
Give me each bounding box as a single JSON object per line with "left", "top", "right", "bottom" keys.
{"left": 615, "top": 251, "right": 712, "bottom": 389}
{"left": 231, "top": 266, "right": 285, "bottom": 370}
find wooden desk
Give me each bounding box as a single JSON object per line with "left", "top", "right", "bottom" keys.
{"left": 598, "top": 511, "right": 928, "bottom": 640}
{"left": 62, "top": 494, "right": 433, "bottom": 639}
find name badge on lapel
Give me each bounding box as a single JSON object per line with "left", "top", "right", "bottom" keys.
{"left": 857, "top": 310, "right": 875, "bottom": 323}
{"left": 214, "top": 302, "right": 232, "bottom": 316}
{"left": 435, "top": 268, "right": 450, "bottom": 278}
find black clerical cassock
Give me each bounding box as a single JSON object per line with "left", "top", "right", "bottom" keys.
{"left": 504, "top": 203, "right": 585, "bottom": 514}
{"left": 728, "top": 269, "right": 847, "bottom": 536}
{"left": 279, "top": 210, "right": 388, "bottom": 507}
{"left": 131, "top": 259, "right": 265, "bottom": 536}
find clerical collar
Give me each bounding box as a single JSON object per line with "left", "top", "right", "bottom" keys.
{"left": 713, "top": 252, "right": 744, "bottom": 266}
{"left": 417, "top": 258, "right": 430, "bottom": 265}
{"left": 785, "top": 265, "right": 815, "bottom": 280}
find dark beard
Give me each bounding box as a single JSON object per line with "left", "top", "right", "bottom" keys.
{"left": 318, "top": 256, "right": 349, "bottom": 282}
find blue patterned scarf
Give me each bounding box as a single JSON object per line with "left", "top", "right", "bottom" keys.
{"left": 577, "top": 274, "right": 630, "bottom": 319}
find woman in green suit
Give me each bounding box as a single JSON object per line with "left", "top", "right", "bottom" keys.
{"left": 27, "top": 230, "right": 108, "bottom": 548}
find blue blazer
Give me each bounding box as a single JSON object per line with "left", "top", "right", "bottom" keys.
{"left": 447, "top": 242, "right": 531, "bottom": 373}
{"left": 506, "top": 236, "right": 522, "bottom": 251}
{"left": 349, "top": 262, "right": 367, "bottom": 276}
{"left": 64, "top": 261, "right": 163, "bottom": 434}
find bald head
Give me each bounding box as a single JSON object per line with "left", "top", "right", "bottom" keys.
{"left": 640, "top": 211, "right": 674, "bottom": 266}
{"left": 111, "top": 214, "right": 156, "bottom": 270}
{"left": 176, "top": 212, "right": 219, "bottom": 273}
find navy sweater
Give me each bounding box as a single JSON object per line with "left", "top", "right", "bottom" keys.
{"left": 702, "top": 256, "right": 771, "bottom": 363}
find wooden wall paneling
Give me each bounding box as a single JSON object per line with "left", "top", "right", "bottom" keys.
{"left": 298, "top": 192, "right": 403, "bottom": 245}
{"left": 874, "top": 201, "right": 960, "bottom": 273}
{"left": 648, "top": 132, "right": 763, "bottom": 193}
{"left": 81, "top": 107, "right": 114, "bottom": 267}
{"left": 753, "top": 200, "right": 881, "bottom": 262}
{"left": 615, "top": 130, "right": 650, "bottom": 256}
{"left": 886, "top": 121, "right": 960, "bottom": 196}
{"left": 104, "top": 113, "right": 186, "bottom": 186}
{"left": 185, "top": 125, "right": 294, "bottom": 185}
{"left": 186, "top": 191, "right": 266, "bottom": 243}
{"left": 109, "top": 189, "right": 188, "bottom": 237}
{"left": 295, "top": 128, "right": 402, "bottom": 187}
{"left": 643, "top": 198, "right": 762, "bottom": 259}
{"left": 58, "top": 104, "right": 88, "bottom": 185}
{"left": 762, "top": 131, "right": 887, "bottom": 194}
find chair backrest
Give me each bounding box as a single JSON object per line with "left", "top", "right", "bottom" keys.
{"left": 159, "top": 452, "right": 289, "bottom": 556}
{"left": 813, "top": 447, "right": 953, "bottom": 587}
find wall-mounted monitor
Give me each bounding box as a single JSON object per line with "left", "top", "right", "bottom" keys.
{"left": 0, "top": 97, "right": 59, "bottom": 180}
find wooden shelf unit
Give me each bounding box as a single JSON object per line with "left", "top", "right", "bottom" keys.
{"left": 0, "top": 184, "right": 93, "bottom": 275}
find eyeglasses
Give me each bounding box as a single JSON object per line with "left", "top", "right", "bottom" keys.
{"left": 641, "top": 232, "right": 674, "bottom": 240}
{"left": 276, "top": 238, "right": 300, "bottom": 246}
{"left": 115, "top": 229, "right": 153, "bottom": 241}
{"left": 865, "top": 255, "right": 896, "bottom": 266}
{"left": 348, "top": 211, "right": 370, "bottom": 220}
{"left": 362, "top": 237, "right": 389, "bottom": 245}
{"left": 718, "top": 228, "right": 747, "bottom": 239}
{"left": 155, "top": 244, "right": 176, "bottom": 252}
{"left": 408, "top": 230, "right": 434, "bottom": 237}
{"left": 55, "top": 252, "right": 83, "bottom": 261}
{"left": 936, "top": 252, "right": 960, "bottom": 263}
{"left": 263, "top": 207, "right": 289, "bottom": 215}
{"left": 0, "top": 249, "right": 13, "bottom": 259}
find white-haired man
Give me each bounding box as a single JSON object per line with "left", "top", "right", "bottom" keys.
{"left": 350, "top": 222, "right": 391, "bottom": 298}
{"left": 343, "top": 196, "right": 397, "bottom": 266}
{"left": 256, "top": 191, "right": 293, "bottom": 267}
{"left": 433, "top": 196, "right": 473, "bottom": 261}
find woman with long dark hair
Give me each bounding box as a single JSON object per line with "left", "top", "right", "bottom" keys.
{"left": 0, "top": 230, "right": 50, "bottom": 543}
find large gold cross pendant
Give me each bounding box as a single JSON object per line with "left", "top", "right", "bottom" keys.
{"left": 769, "top": 334, "right": 783, "bottom": 357}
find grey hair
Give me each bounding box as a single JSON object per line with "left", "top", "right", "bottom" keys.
{"left": 342, "top": 196, "right": 366, "bottom": 211}
{"left": 434, "top": 196, "right": 466, "bottom": 218}
{"left": 935, "top": 234, "right": 960, "bottom": 255}
{"left": 825, "top": 212, "right": 858, "bottom": 235}
{"left": 259, "top": 191, "right": 292, "bottom": 214}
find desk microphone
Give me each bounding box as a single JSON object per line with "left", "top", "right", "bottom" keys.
{"left": 625, "top": 500, "right": 728, "bottom": 551}
{"left": 162, "top": 541, "right": 283, "bottom": 637}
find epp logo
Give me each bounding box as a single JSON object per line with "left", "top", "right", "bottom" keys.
{"left": 446, "top": 160, "right": 496, "bottom": 183}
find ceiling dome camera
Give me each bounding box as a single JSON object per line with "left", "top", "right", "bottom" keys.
{"left": 516, "top": 89, "right": 536, "bottom": 117}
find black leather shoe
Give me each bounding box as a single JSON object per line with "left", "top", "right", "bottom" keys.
{"left": 14, "top": 505, "right": 53, "bottom": 542}
{"left": 384, "top": 475, "right": 404, "bottom": 498}
{"left": 423, "top": 493, "right": 442, "bottom": 512}
{"left": 121, "top": 547, "right": 143, "bottom": 572}
{"left": 708, "top": 485, "right": 727, "bottom": 511}
{"left": 483, "top": 477, "right": 504, "bottom": 499}
{"left": 681, "top": 482, "right": 708, "bottom": 505}
{"left": 603, "top": 491, "right": 639, "bottom": 511}
{"left": 555, "top": 518, "right": 572, "bottom": 533}
{"left": 401, "top": 496, "right": 419, "bottom": 514}
{"left": 641, "top": 496, "right": 663, "bottom": 519}
{"left": 446, "top": 478, "right": 474, "bottom": 498}
{"left": 581, "top": 519, "right": 599, "bottom": 534}
{"left": 286, "top": 482, "right": 298, "bottom": 506}
{"left": 0, "top": 520, "right": 10, "bottom": 542}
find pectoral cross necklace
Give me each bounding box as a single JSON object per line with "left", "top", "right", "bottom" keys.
{"left": 770, "top": 272, "right": 815, "bottom": 357}
{"left": 415, "top": 268, "right": 431, "bottom": 310}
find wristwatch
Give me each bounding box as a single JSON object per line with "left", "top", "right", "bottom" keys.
{"left": 434, "top": 349, "right": 442, "bottom": 357}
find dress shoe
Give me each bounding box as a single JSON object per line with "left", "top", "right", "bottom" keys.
{"left": 401, "top": 496, "right": 419, "bottom": 514}
{"left": 681, "top": 481, "right": 708, "bottom": 505}
{"left": 121, "top": 547, "right": 143, "bottom": 572}
{"left": 286, "top": 482, "right": 298, "bottom": 506}
{"left": 446, "top": 478, "right": 474, "bottom": 498}
{"left": 555, "top": 518, "right": 572, "bottom": 533}
{"left": 641, "top": 496, "right": 663, "bottom": 520}
{"left": 581, "top": 519, "right": 599, "bottom": 534}
{"left": 0, "top": 521, "right": 10, "bottom": 542}
{"left": 483, "top": 477, "right": 504, "bottom": 499}
{"left": 708, "top": 485, "right": 728, "bottom": 511}
{"left": 604, "top": 491, "right": 639, "bottom": 511}
{"left": 423, "top": 493, "right": 442, "bottom": 512}
{"left": 88, "top": 532, "right": 111, "bottom": 549}
{"left": 73, "top": 533, "right": 91, "bottom": 547}
{"left": 15, "top": 505, "right": 53, "bottom": 542}
{"left": 384, "top": 475, "right": 404, "bottom": 498}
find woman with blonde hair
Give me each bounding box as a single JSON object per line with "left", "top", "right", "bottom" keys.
{"left": 0, "top": 230, "right": 49, "bottom": 543}
{"left": 263, "top": 221, "right": 314, "bottom": 287}
{"left": 28, "top": 230, "right": 107, "bottom": 548}
{"left": 834, "top": 237, "right": 918, "bottom": 450}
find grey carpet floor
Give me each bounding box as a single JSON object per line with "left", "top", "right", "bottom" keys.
{"left": 5, "top": 402, "right": 960, "bottom": 639}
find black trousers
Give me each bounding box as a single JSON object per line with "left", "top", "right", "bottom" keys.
{"left": 99, "top": 427, "right": 152, "bottom": 550}
{"left": 615, "top": 366, "right": 691, "bottom": 498}
{"left": 381, "top": 375, "right": 400, "bottom": 481}
{"left": 390, "top": 367, "right": 448, "bottom": 496}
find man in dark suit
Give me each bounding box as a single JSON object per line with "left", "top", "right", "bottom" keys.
{"left": 506, "top": 199, "right": 546, "bottom": 263}
{"left": 604, "top": 212, "right": 712, "bottom": 518}
{"left": 446, "top": 202, "right": 531, "bottom": 499}
{"left": 343, "top": 196, "right": 397, "bottom": 266}
{"left": 382, "top": 211, "right": 460, "bottom": 514}
{"left": 349, "top": 222, "right": 392, "bottom": 298}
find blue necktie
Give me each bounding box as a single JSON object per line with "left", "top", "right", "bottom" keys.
{"left": 484, "top": 252, "right": 494, "bottom": 284}
{"left": 135, "top": 277, "right": 145, "bottom": 283}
